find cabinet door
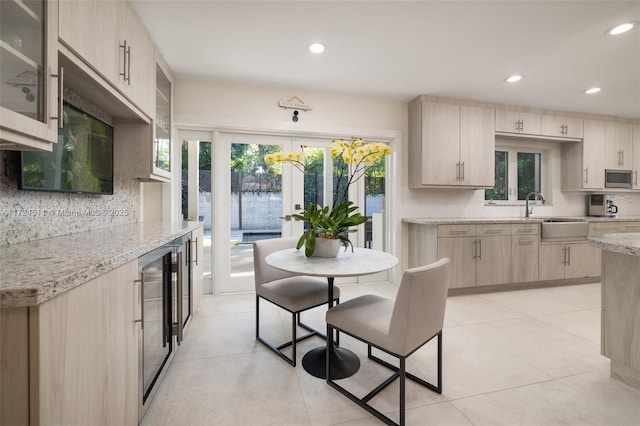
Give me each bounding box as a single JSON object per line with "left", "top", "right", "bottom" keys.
{"left": 538, "top": 244, "right": 566, "bottom": 280}
{"left": 459, "top": 106, "right": 495, "bottom": 187}
{"left": 496, "top": 110, "right": 541, "bottom": 134}
{"left": 419, "top": 102, "right": 460, "bottom": 186}
{"left": 117, "top": 3, "right": 154, "bottom": 114}
{"left": 511, "top": 235, "right": 539, "bottom": 282}
{"left": 36, "top": 261, "right": 138, "bottom": 425}
{"left": 582, "top": 119, "right": 606, "bottom": 189}
{"left": 605, "top": 121, "right": 633, "bottom": 170}
{"left": 59, "top": 0, "right": 121, "bottom": 84}
{"left": 589, "top": 223, "right": 619, "bottom": 236}
{"left": 437, "top": 236, "right": 476, "bottom": 288}
{"left": 541, "top": 115, "right": 583, "bottom": 139}
{"left": 476, "top": 236, "right": 511, "bottom": 286}
{"left": 565, "top": 242, "right": 601, "bottom": 279}
{"left": 0, "top": 0, "right": 59, "bottom": 150}
{"left": 618, "top": 221, "right": 640, "bottom": 233}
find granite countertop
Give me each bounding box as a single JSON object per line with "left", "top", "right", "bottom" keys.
{"left": 0, "top": 221, "right": 202, "bottom": 308}
{"left": 403, "top": 216, "right": 640, "bottom": 225}
{"left": 588, "top": 233, "right": 640, "bottom": 256}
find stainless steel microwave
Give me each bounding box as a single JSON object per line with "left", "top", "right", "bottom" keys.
{"left": 605, "top": 169, "right": 633, "bottom": 188}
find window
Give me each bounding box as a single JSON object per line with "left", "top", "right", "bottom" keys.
{"left": 485, "top": 148, "right": 543, "bottom": 202}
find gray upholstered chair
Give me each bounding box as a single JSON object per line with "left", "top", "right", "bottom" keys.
{"left": 254, "top": 237, "right": 340, "bottom": 366}
{"left": 325, "top": 258, "right": 450, "bottom": 426}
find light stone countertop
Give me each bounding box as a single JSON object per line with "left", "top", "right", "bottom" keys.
{"left": 0, "top": 221, "right": 203, "bottom": 308}
{"left": 588, "top": 233, "right": 640, "bottom": 256}
{"left": 403, "top": 216, "right": 640, "bottom": 225}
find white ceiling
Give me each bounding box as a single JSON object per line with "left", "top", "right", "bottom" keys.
{"left": 130, "top": 0, "right": 640, "bottom": 119}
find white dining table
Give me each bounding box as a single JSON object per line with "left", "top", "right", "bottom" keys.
{"left": 265, "top": 247, "right": 399, "bottom": 379}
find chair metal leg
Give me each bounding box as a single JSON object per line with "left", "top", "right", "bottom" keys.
{"left": 327, "top": 329, "right": 443, "bottom": 426}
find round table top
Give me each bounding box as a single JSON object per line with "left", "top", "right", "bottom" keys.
{"left": 265, "top": 247, "right": 398, "bottom": 278}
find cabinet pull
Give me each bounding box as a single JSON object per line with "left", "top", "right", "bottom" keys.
{"left": 175, "top": 252, "right": 183, "bottom": 344}
{"left": 567, "top": 246, "right": 571, "bottom": 266}
{"left": 621, "top": 149, "right": 624, "bottom": 166}
{"left": 584, "top": 167, "right": 589, "bottom": 184}
{"left": 448, "top": 230, "right": 469, "bottom": 235}
{"left": 562, "top": 247, "right": 568, "bottom": 265}
{"left": 456, "top": 162, "right": 460, "bottom": 181}
{"left": 518, "top": 240, "right": 534, "bottom": 245}
{"left": 50, "top": 67, "right": 64, "bottom": 128}
{"left": 119, "top": 40, "right": 131, "bottom": 84}
{"left": 193, "top": 237, "right": 199, "bottom": 265}
{"left": 460, "top": 161, "right": 465, "bottom": 181}
{"left": 484, "top": 229, "right": 504, "bottom": 234}
{"left": 477, "top": 239, "right": 482, "bottom": 259}
{"left": 134, "top": 273, "right": 144, "bottom": 329}
{"left": 634, "top": 171, "right": 638, "bottom": 186}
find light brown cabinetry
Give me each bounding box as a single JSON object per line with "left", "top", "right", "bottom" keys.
{"left": 495, "top": 110, "right": 541, "bottom": 135}
{"left": 605, "top": 121, "right": 633, "bottom": 170}
{"left": 59, "top": 0, "right": 154, "bottom": 115}
{"left": 409, "top": 98, "right": 495, "bottom": 188}
{"left": 0, "top": 0, "right": 59, "bottom": 150}
{"left": 541, "top": 115, "right": 583, "bottom": 139}
{"left": 561, "top": 119, "right": 605, "bottom": 190}
{"left": 539, "top": 242, "right": 601, "bottom": 281}
{"left": 114, "top": 52, "right": 173, "bottom": 182}
{"left": 436, "top": 224, "right": 510, "bottom": 288}
{"left": 590, "top": 221, "right": 640, "bottom": 235}
{"left": 0, "top": 261, "right": 138, "bottom": 426}
{"left": 510, "top": 223, "right": 539, "bottom": 283}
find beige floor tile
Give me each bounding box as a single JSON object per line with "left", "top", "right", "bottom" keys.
{"left": 444, "top": 294, "right": 527, "bottom": 325}
{"left": 479, "top": 286, "right": 588, "bottom": 316}
{"left": 465, "top": 317, "right": 610, "bottom": 378}
{"left": 535, "top": 308, "right": 601, "bottom": 344}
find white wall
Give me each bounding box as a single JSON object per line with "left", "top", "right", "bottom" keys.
{"left": 173, "top": 78, "right": 640, "bottom": 273}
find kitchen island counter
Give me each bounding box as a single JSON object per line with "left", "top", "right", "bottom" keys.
{"left": 588, "top": 232, "right": 640, "bottom": 391}
{"left": 0, "top": 221, "right": 202, "bottom": 307}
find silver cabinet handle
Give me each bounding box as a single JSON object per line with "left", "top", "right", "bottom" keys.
{"left": 448, "top": 230, "right": 469, "bottom": 235}
{"left": 460, "top": 161, "right": 465, "bottom": 181}
{"left": 518, "top": 240, "right": 534, "bottom": 245}
{"left": 279, "top": 215, "right": 292, "bottom": 221}
{"left": 176, "top": 251, "right": 183, "bottom": 345}
{"left": 567, "top": 246, "right": 571, "bottom": 266}
{"left": 134, "top": 273, "right": 144, "bottom": 329}
{"left": 193, "top": 237, "right": 199, "bottom": 266}
{"left": 584, "top": 167, "right": 589, "bottom": 184}
{"left": 456, "top": 162, "right": 460, "bottom": 181}
{"left": 477, "top": 239, "right": 482, "bottom": 259}
{"left": 51, "top": 67, "right": 64, "bottom": 128}
{"left": 634, "top": 171, "right": 638, "bottom": 186}
{"left": 119, "top": 40, "right": 131, "bottom": 84}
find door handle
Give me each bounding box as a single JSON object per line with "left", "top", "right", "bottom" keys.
{"left": 134, "top": 273, "right": 144, "bottom": 329}
{"left": 279, "top": 215, "right": 292, "bottom": 221}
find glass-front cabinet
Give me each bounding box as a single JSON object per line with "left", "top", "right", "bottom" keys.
{"left": 153, "top": 62, "right": 171, "bottom": 178}
{"left": 0, "top": 0, "right": 58, "bottom": 150}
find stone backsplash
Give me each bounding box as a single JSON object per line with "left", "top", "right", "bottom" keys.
{"left": 0, "top": 90, "right": 140, "bottom": 246}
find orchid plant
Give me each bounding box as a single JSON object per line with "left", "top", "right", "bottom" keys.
{"left": 264, "top": 137, "right": 392, "bottom": 256}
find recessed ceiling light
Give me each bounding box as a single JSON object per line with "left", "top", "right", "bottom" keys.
{"left": 505, "top": 75, "right": 522, "bottom": 83}
{"left": 607, "top": 21, "right": 637, "bottom": 35}
{"left": 585, "top": 87, "right": 601, "bottom": 94}
{"left": 308, "top": 42, "right": 326, "bottom": 54}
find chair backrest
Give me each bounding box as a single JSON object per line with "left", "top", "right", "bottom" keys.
{"left": 253, "top": 237, "right": 300, "bottom": 290}
{"left": 388, "top": 258, "right": 451, "bottom": 356}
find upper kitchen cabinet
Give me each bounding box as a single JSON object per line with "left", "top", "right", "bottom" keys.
{"left": 409, "top": 97, "right": 494, "bottom": 188}
{"left": 114, "top": 51, "right": 172, "bottom": 182}
{"left": 541, "top": 114, "right": 583, "bottom": 139}
{"left": 59, "top": 0, "right": 154, "bottom": 116}
{"left": 561, "top": 119, "right": 605, "bottom": 190}
{"left": 0, "top": 0, "right": 59, "bottom": 150}
{"left": 604, "top": 121, "right": 633, "bottom": 170}
{"left": 495, "top": 109, "right": 541, "bottom": 135}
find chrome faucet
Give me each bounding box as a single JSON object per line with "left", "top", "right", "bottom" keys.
{"left": 525, "top": 192, "right": 545, "bottom": 218}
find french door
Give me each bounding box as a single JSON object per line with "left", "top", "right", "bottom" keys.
{"left": 180, "top": 129, "right": 390, "bottom": 295}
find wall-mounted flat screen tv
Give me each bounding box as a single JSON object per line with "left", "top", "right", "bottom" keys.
{"left": 20, "top": 102, "right": 114, "bottom": 195}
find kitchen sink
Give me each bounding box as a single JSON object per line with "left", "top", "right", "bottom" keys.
{"left": 540, "top": 219, "right": 589, "bottom": 240}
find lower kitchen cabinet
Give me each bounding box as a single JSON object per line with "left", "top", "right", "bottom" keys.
{"left": 539, "top": 242, "right": 602, "bottom": 281}
{"left": 437, "top": 235, "right": 476, "bottom": 288}
{"left": 510, "top": 234, "right": 539, "bottom": 283}
{"left": 0, "top": 261, "right": 139, "bottom": 426}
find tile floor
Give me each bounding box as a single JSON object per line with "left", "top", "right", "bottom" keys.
{"left": 142, "top": 282, "right": 640, "bottom": 425}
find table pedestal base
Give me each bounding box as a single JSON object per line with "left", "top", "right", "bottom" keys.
{"left": 302, "top": 346, "right": 360, "bottom": 379}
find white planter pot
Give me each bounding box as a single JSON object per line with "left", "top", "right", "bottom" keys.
{"left": 311, "top": 237, "right": 341, "bottom": 258}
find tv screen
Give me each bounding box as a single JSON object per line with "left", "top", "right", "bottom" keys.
{"left": 20, "top": 102, "right": 114, "bottom": 195}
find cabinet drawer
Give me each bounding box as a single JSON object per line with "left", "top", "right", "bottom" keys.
{"left": 477, "top": 224, "right": 511, "bottom": 236}
{"left": 511, "top": 223, "right": 540, "bottom": 235}
{"left": 618, "top": 222, "right": 640, "bottom": 233}
{"left": 438, "top": 224, "right": 476, "bottom": 238}
{"left": 589, "top": 223, "right": 620, "bottom": 235}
